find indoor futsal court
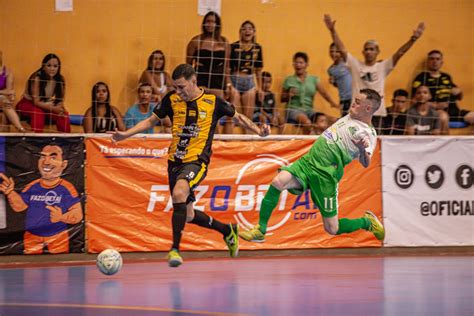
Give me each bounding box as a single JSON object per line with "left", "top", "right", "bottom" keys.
{"left": 0, "top": 251, "right": 473, "bottom": 315}
{"left": 1, "top": 1, "right": 474, "bottom": 316}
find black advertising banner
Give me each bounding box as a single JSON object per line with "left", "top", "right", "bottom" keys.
{"left": 0, "top": 136, "right": 85, "bottom": 254}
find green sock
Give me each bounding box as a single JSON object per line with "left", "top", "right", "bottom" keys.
{"left": 258, "top": 185, "right": 281, "bottom": 234}
{"left": 336, "top": 217, "right": 370, "bottom": 235}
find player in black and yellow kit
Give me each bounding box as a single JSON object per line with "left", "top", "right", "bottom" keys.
{"left": 110, "top": 64, "right": 270, "bottom": 267}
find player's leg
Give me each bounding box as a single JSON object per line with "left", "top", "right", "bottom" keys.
{"left": 239, "top": 169, "right": 303, "bottom": 242}
{"left": 312, "top": 181, "right": 384, "bottom": 240}
{"left": 167, "top": 178, "right": 190, "bottom": 267}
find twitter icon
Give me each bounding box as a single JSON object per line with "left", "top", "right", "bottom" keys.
{"left": 425, "top": 165, "right": 444, "bottom": 189}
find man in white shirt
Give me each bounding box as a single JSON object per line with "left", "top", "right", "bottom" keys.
{"left": 323, "top": 14, "right": 425, "bottom": 131}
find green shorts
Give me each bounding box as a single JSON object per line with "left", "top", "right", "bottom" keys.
{"left": 280, "top": 156, "right": 339, "bottom": 218}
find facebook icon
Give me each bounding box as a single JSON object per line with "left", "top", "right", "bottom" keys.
{"left": 455, "top": 165, "right": 473, "bottom": 189}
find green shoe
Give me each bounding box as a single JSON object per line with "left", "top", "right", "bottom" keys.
{"left": 224, "top": 224, "right": 239, "bottom": 258}
{"left": 239, "top": 224, "right": 265, "bottom": 243}
{"left": 167, "top": 248, "right": 183, "bottom": 267}
{"left": 364, "top": 211, "right": 385, "bottom": 241}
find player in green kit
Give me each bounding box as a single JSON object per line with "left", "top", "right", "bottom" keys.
{"left": 240, "top": 88, "right": 385, "bottom": 242}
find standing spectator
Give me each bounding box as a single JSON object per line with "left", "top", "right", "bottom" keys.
{"left": 327, "top": 43, "right": 352, "bottom": 117}
{"left": 83, "top": 82, "right": 125, "bottom": 133}
{"left": 139, "top": 50, "right": 172, "bottom": 133}
{"left": 16, "top": 53, "right": 71, "bottom": 133}
{"left": 252, "top": 71, "right": 284, "bottom": 134}
{"left": 0, "top": 50, "right": 24, "bottom": 132}
{"left": 411, "top": 50, "right": 474, "bottom": 134}
{"left": 124, "top": 83, "right": 158, "bottom": 134}
{"left": 406, "top": 85, "right": 440, "bottom": 135}
{"left": 186, "top": 11, "right": 231, "bottom": 99}
{"left": 381, "top": 89, "right": 409, "bottom": 135}
{"left": 229, "top": 21, "right": 263, "bottom": 133}
{"left": 139, "top": 50, "right": 172, "bottom": 104}
{"left": 281, "top": 52, "right": 338, "bottom": 135}
{"left": 324, "top": 14, "right": 425, "bottom": 132}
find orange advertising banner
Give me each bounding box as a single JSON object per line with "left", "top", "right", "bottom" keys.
{"left": 86, "top": 137, "right": 382, "bottom": 253}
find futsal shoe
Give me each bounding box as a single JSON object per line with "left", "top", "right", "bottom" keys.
{"left": 224, "top": 224, "right": 239, "bottom": 258}
{"left": 239, "top": 224, "right": 265, "bottom": 243}
{"left": 167, "top": 248, "right": 183, "bottom": 268}
{"left": 364, "top": 211, "right": 385, "bottom": 241}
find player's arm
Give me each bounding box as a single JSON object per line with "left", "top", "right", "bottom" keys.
{"left": 233, "top": 112, "right": 270, "bottom": 137}
{"left": 392, "top": 22, "right": 425, "bottom": 66}
{"left": 0, "top": 174, "right": 28, "bottom": 212}
{"left": 353, "top": 137, "right": 372, "bottom": 168}
{"left": 324, "top": 14, "right": 347, "bottom": 61}
{"left": 109, "top": 115, "right": 160, "bottom": 143}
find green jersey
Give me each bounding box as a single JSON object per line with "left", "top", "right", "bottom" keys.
{"left": 306, "top": 115, "right": 377, "bottom": 180}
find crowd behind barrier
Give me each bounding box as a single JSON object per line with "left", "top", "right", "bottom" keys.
{"left": 1, "top": 10, "right": 473, "bottom": 136}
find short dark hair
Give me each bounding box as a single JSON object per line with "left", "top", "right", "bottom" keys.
{"left": 312, "top": 112, "right": 327, "bottom": 123}
{"left": 138, "top": 82, "right": 152, "bottom": 92}
{"left": 392, "top": 89, "right": 408, "bottom": 98}
{"left": 293, "top": 52, "right": 308, "bottom": 63}
{"left": 172, "top": 64, "right": 196, "bottom": 80}
{"left": 360, "top": 88, "right": 382, "bottom": 113}
{"left": 262, "top": 71, "right": 272, "bottom": 79}
{"left": 428, "top": 50, "right": 443, "bottom": 57}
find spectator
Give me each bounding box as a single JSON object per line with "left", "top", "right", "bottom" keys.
{"left": 406, "top": 85, "right": 440, "bottom": 135}
{"left": 83, "top": 82, "right": 125, "bottom": 133}
{"left": 229, "top": 21, "right": 263, "bottom": 133}
{"left": 124, "top": 83, "right": 159, "bottom": 134}
{"left": 324, "top": 14, "right": 425, "bottom": 132}
{"left": 186, "top": 11, "right": 231, "bottom": 99}
{"left": 16, "top": 53, "right": 71, "bottom": 133}
{"left": 381, "top": 89, "right": 409, "bottom": 135}
{"left": 252, "top": 71, "right": 284, "bottom": 134}
{"left": 139, "top": 50, "right": 172, "bottom": 133}
{"left": 139, "top": 50, "right": 172, "bottom": 104}
{"left": 327, "top": 43, "right": 352, "bottom": 117}
{"left": 411, "top": 50, "right": 474, "bottom": 134}
{"left": 0, "top": 50, "right": 24, "bottom": 132}
{"left": 310, "top": 112, "right": 329, "bottom": 135}
{"left": 281, "top": 52, "right": 338, "bottom": 135}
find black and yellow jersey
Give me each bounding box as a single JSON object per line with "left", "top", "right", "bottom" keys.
{"left": 153, "top": 89, "right": 235, "bottom": 164}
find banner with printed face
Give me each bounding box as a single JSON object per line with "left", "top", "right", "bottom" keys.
{"left": 0, "top": 137, "right": 85, "bottom": 254}
{"left": 86, "top": 137, "right": 382, "bottom": 252}
{"left": 382, "top": 137, "right": 474, "bottom": 246}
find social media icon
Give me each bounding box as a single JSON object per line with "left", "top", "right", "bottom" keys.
{"left": 394, "top": 165, "right": 414, "bottom": 189}
{"left": 425, "top": 165, "right": 444, "bottom": 189}
{"left": 455, "top": 165, "right": 473, "bottom": 189}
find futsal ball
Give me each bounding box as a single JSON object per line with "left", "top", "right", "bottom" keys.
{"left": 96, "top": 249, "right": 123, "bottom": 275}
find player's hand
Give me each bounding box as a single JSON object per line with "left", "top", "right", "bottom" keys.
{"left": 413, "top": 22, "right": 425, "bottom": 39}
{"left": 0, "top": 173, "right": 15, "bottom": 195}
{"left": 259, "top": 124, "right": 271, "bottom": 137}
{"left": 324, "top": 14, "right": 336, "bottom": 31}
{"left": 353, "top": 135, "right": 369, "bottom": 149}
{"left": 47, "top": 205, "right": 63, "bottom": 223}
{"left": 107, "top": 129, "right": 128, "bottom": 143}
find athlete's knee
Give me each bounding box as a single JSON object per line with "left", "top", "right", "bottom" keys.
{"left": 172, "top": 182, "right": 190, "bottom": 203}
{"left": 270, "top": 177, "right": 285, "bottom": 191}
{"left": 323, "top": 220, "right": 339, "bottom": 235}
{"left": 186, "top": 208, "right": 195, "bottom": 222}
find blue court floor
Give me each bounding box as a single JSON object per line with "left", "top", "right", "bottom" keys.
{"left": 0, "top": 255, "right": 472, "bottom": 315}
